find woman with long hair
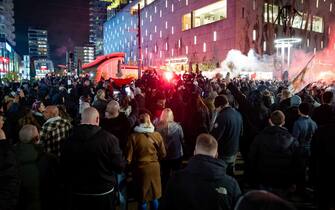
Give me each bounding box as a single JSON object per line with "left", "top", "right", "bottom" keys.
{"left": 126, "top": 113, "right": 166, "bottom": 210}
{"left": 156, "top": 108, "right": 184, "bottom": 189}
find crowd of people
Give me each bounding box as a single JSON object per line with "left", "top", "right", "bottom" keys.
{"left": 0, "top": 70, "right": 334, "bottom": 210}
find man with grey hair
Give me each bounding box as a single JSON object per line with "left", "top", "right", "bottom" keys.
{"left": 61, "top": 107, "right": 126, "bottom": 210}
{"left": 160, "top": 134, "right": 241, "bottom": 210}
{"left": 15, "top": 124, "right": 60, "bottom": 210}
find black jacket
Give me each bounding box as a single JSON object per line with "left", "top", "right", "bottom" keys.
{"left": 160, "top": 155, "right": 241, "bottom": 210}
{"left": 0, "top": 140, "right": 20, "bottom": 210}
{"left": 211, "top": 107, "right": 243, "bottom": 158}
{"left": 61, "top": 124, "right": 126, "bottom": 194}
{"left": 312, "top": 104, "right": 335, "bottom": 126}
{"left": 249, "top": 126, "right": 304, "bottom": 187}
{"left": 311, "top": 124, "right": 335, "bottom": 189}
{"left": 101, "top": 113, "right": 131, "bottom": 153}
{"left": 15, "top": 143, "right": 60, "bottom": 210}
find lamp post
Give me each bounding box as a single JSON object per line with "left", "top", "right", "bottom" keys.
{"left": 137, "top": 3, "right": 142, "bottom": 79}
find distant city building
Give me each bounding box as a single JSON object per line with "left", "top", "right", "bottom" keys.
{"left": 28, "top": 27, "right": 49, "bottom": 59}
{"left": 21, "top": 55, "right": 30, "bottom": 80}
{"left": 34, "top": 59, "right": 54, "bottom": 79}
{"left": 74, "top": 45, "right": 95, "bottom": 66}
{"left": 0, "top": 0, "right": 15, "bottom": 46}
{"left": 0, "top": 36, "right": 21, "bottom": 77}
{"left": 89, "top": 0, "right": 110, "bottom": 56}
{"left": 104, "top": 0, "right": 334, "bottom": 73}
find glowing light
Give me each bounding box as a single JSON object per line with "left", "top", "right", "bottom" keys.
{"left": 164, "top": 71, "right": 173, "bottom": 81}
{"left": 213, "top": 31, "right": 217, "bottom": 41}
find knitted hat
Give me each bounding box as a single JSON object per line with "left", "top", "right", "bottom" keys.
{"left": 290, "top": 95, "right": 301, "bottom": 107}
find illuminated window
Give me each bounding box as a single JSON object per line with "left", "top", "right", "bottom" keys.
{"left": 331, "top": 3, "right": 333, "bottom": 12}
{"left": 141, "top": 19, "right": 144, "bottom": 26}
{"left": 253, "top": 0, "right": 256, "bottom": 10}
{"left": 316, "top": 0, "right": 319, "bottom": 8}
{"left": 145, "top": 11, "right": 148, "bottom": 18}
{"left": 186, "top": 46, "right": 188, "bottom": 54}
{"left": 312, "top": 16, "right": 324, "bottom": 33}
{"left": 160, "top": 51, "right": 162, "bottom": 58}
{"left": 193, "top": 0, "right": 227, "bottom": 28}
{"left": 253, "top": 30, "right": 257, "bottom": 41}
{"left": 155, "top": 6, "right": 157, "bottom": 13}
{"left": 165, "top": 0, "right": 168, "bottom": 8}
{"left": 264, "top": 3, "right": 279, "bottom": 24}
{"left": 160, "top": 30, "right": 162, "bottom": 38}
{"left": 145, "top": 29, "right": 148, "bottom": 36}
{"left": 150, "top": 34, "right": 152, "bottom": 41}
{"left": 213, "top": 31, "right": 217, "bottom": 41}
{"left": 155, "top": 45, "right": 157, "bottom": 52}
{"left": 147, "top": 0, "right": 155, "bottom": 5}
{"left": 178, "top": 39, "right": 181, "bottom": 48}
{"left": 203, "top": 43, "right": 206, "bottom": 52}
{"left": 186, "top": 0, "right": 188, "bottom": 6}
{"left": 172, "top": 26, "right": 174, "bottom": 34}
{"left": 264, "top": 3, "right": 323, "bottom": 33}
{"left": 263, "top": 41, "right": 267, "bottom": 51}
{"left": 182, "top": 13, "right": 191, "bottom": 31}
{"left": 160, "top": 10, "right": 162, "bottom": 17}
{"left": 145, "top": 47, "right": 148, "bottom": 55}
{"left": 172, "top": 48, "right": 174, "bottom": 56}
{"left": 321, "top": 40, "right": 324, "bottom": 48}
{"left": 165, "top": 21, "right": 168, "bottom": 29}
{"left": 194, "top": 35, "right": 197, "bottom": 45}
{"left": 150, "top": 15, "right": 152, "bottom": 22}
{"left": 172, "top": 4, "right": 174, "bottom": 12}
{"left": 314, "top": 48, "right": 316, "bottom": 54}
{"left": 155, "top": 25, "right": 157, "bottom": 33}
{"left": 165, "top": 42, "right": 168, "bottom": 50}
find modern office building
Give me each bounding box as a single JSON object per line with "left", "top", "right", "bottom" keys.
{"left": 28, "top": 27, "right": 49, "bottom": 59}
{"left": 104, "top": 0, "right": 334, "bottom": 72}
{"left": 0, "top": 35, "right": 21, "bottom": 77}
{"left": 0, "top": 0, "right": 15, "bottom": 46}
{"left": 74, "top": 45, "right": 95, "bottom": 66}
{"left": 89, "top": 0, "right": 110, "bottom": 56}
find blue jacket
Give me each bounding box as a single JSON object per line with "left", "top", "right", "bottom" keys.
{"left": 211, "top": 107, "right": 243, "bottom": 158}
{"left": 292, "top": 116, "right": 317, "bottom": 154}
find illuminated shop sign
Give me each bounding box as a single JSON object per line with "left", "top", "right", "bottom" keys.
{"left": 165, "top": 57, "right": 189, "bottom": 65}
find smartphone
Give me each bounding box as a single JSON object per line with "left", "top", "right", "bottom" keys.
{"left": 125, "top": 86, "right": 131, "bottom": 96}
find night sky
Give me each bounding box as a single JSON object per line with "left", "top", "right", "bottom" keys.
{"left": 14, "top": 0, "right": 90, "bottom": 65}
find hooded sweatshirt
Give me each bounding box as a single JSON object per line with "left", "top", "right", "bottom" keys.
{"left": 160, "top": 155, "right": 241, "bottom": 210}
{"left": 61, "top": 124, "right": 126, "bottom": 194}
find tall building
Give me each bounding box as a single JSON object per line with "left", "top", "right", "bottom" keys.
{"left": 0, "top": 0, "right": 15, "bottom": 46}
{"left": 104, "top": 0, "right": 334, "bottom": 73}
{"left": 89, "top": 0, "right": 110, "bottom": 56}
{"left": 28, "top": 27, "right": 49, "bottom": 59}
{"left": 74, "top": 45, "right": 95, "bottom": 66}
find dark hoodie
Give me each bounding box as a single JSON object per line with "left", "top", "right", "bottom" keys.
{"left": 249, "top": 126, "right": 304, "bottom": 187}
{"left": 15, "top": 143, "right": 60, "bottom": 210}
{"left": 160, "top": 155, "right": 241, "bottom": 210}
{"left": 61, "top": 124, "right": 126, "bottom": 194}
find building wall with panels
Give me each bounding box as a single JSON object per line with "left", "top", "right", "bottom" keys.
{"left": 104, "top": 0, "right": 334, "bottom": 70}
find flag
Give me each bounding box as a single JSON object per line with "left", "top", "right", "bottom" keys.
{"left": 289, "top": 55, "right": 315, "bottom": 93}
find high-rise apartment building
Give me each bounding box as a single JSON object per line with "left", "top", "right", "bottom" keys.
{"left": 0, "top": 0, "right": 15, "bottom": 46}
{"left": 89, "top": 0, "right": 110, "bottom": 56}
{"left": 28, "top": 27, "right": 49, "bottom": 59}
{"left": 74, "top": 45, "right": 95, "bottom": 66}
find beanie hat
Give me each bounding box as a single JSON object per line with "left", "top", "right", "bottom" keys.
{"left": 290, "top": 95, "right": 301, "bottom": 107}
